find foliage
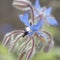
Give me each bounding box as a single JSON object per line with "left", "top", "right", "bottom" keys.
{"left": 33, "top": 47, "right": 60, "bottom": 60}
{"left": 0, "top": 43, "right": 16, "bottom": 60}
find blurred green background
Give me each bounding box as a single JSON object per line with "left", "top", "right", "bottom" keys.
{"left": 0, "top": 0, "right": 60, "bottom": 60}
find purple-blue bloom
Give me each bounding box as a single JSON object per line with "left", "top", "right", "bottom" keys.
{"left": 34, "top": 0, "right": 58, "bottom": 26}
{"left": 3, "top": 12, "right": 54, "bottom": 60}
{"left": 18, "top": 11, "right": 54, "bottom": 52}
{"left": 18, "top": 12, "right": 44, "bottom": 35}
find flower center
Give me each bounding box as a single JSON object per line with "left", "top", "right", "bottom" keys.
{"left": 25, "top": 27, "right": 31, "bottom": 32}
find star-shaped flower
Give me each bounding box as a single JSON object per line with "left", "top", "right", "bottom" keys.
{"left": 34, "top": 0, "right": 58, "bottom": 26}
{"left": 3, "top": 12, "right": 54, "bottom": 60}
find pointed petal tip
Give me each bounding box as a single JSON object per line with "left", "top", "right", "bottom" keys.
{"left": 49, "top": 19, "right": 59, "bottom": 26}
{"left": 18, "top": 14, "right": 23, "bottom": 20}
{"left": 34, "top": 0, "right": 41, "bottom": 11}
{"left": 45, "top": 7, "right": 52, "bottom": 16}
{"left": 49, "top": 20, "right": 59, "bottom": 26}
{"left": 46, "top": 16, "right": 59, "bottom": 26}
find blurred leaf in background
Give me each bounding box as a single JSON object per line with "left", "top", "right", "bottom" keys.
{"left": 0, "top": 43, "right": 17, "bottom": 60}
{"left": 32, "top": 47, "right": 60, "bottom": 60}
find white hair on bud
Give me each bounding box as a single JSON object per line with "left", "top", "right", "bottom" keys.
{"left": 12, "top": 0, "right": 31, "bottom": 11}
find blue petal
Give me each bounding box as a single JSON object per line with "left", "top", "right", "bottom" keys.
{"left": 34, "top": 0, "right": 41, "bottom": 16}
{"left": 28, "top": 31, "right": 34, "bottom": 36}
{"left": 34, "top": 0, "right": 41, "bottom": 11}
{"left": 45, "top": 7, "right": 52, "bottom": 16}
{"left": 46, "top": 16, "right": 58, "bottom": 26}
{"left": 18, "top": 12, "right": 30, "bottom": 27}
{"left": 35, "top": 19, "right": 44, "bottom": 30}
{"left": 30, "top": 19, "right": 44, "bottom": 31}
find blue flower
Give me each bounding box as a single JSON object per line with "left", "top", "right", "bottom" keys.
{"left": 3, "top": 12, "right": 54, "bottom": 60}
{"left": 18, "top": 12, "right": 44, "bottom": 35}
{"left": 18, "top": 12, "right": 54, "bottom": 54}
{"left": 34, "top": 0, "right": 58, "bottom": 26}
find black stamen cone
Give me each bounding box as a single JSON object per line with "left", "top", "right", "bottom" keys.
{"left": 22, "top": 31, "right": 28, "bottom": 37}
